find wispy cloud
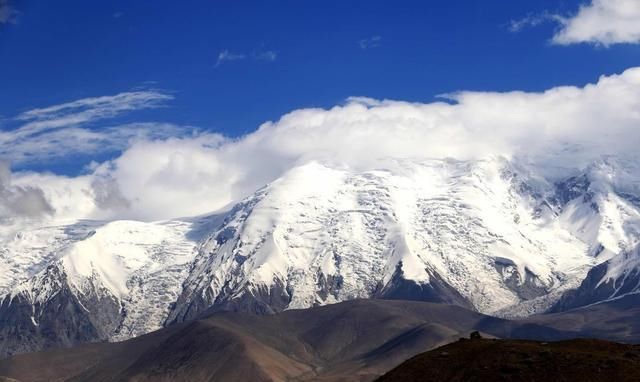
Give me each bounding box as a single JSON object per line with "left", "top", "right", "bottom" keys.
{"left": 508, "top": 12, "right": 562, "bottom": 33}
{"left": 215, "top": 50, "right": 246, "bottom": 67}
{"left": 358, "top": 35, "right": 382, "bottom": 49}
{"left": 254, "top": 50, "right": 277, "bottom": 62}
{"left": 1, "top": 91, "right": 187, "bottom": 165}
{"left": 16, "top": 90, "right": 172, "bottom": 131}
{"left": 215, "top": 48, "right": 278, "bottom": 67}
{"left": 1, "top": 122, "right": 188, "bottom": 165}
{"left": 0, "top": 0, "right": 18, "bottom": 25}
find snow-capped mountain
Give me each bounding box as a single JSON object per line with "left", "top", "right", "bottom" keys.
{"left": 166, "top": 157, "right": 639, "bottom": 321}
{"left": 1, "top": 155, "right": 640, "bottom": 357}
{"left": 168, "top": 159, "right": 588, "bottom": 322}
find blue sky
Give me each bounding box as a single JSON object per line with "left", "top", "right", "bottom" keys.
{"left": 1, "top": 0, "right": 640, "bottom": 221}
{"left": 2, "top": 1, "right": 638, "bottom": 141}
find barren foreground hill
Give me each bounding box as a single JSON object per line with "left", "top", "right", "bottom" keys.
{"left": 377, "top": 336, "right": 640, "bottom": 382}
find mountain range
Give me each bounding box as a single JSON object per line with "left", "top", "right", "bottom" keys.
{"left": 1, "top": 155, "right": 639, "bottom": 358}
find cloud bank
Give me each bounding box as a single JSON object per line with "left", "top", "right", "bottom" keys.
{"left": 4, "top": 67, "right": 640, "bottom": 222}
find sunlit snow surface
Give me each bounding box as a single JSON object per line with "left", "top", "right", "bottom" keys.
{"left": 2, "top": 156, "right": 640, "bottom": 341}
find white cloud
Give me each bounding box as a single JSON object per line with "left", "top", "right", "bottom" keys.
{"left": 510, "top": 0, "right": 640, "bottom": 46}
{"left": 553, "top": 0, "right": 640, "bottom": 46}
{"left": 358, "top": 36, "right": 382, "bottom": 49}
{"left": 0, "top": 162, "right": 53, "bottom": 223}
{"left": 5, "top": 67, "right": 640, "bottom": 222}
{"left": 10, "top": 170, "right": 96, "bottom": 222}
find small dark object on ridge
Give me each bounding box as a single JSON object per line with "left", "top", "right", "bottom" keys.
{"left": 470, "top": 331, "right": 482, "bottom": 340}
